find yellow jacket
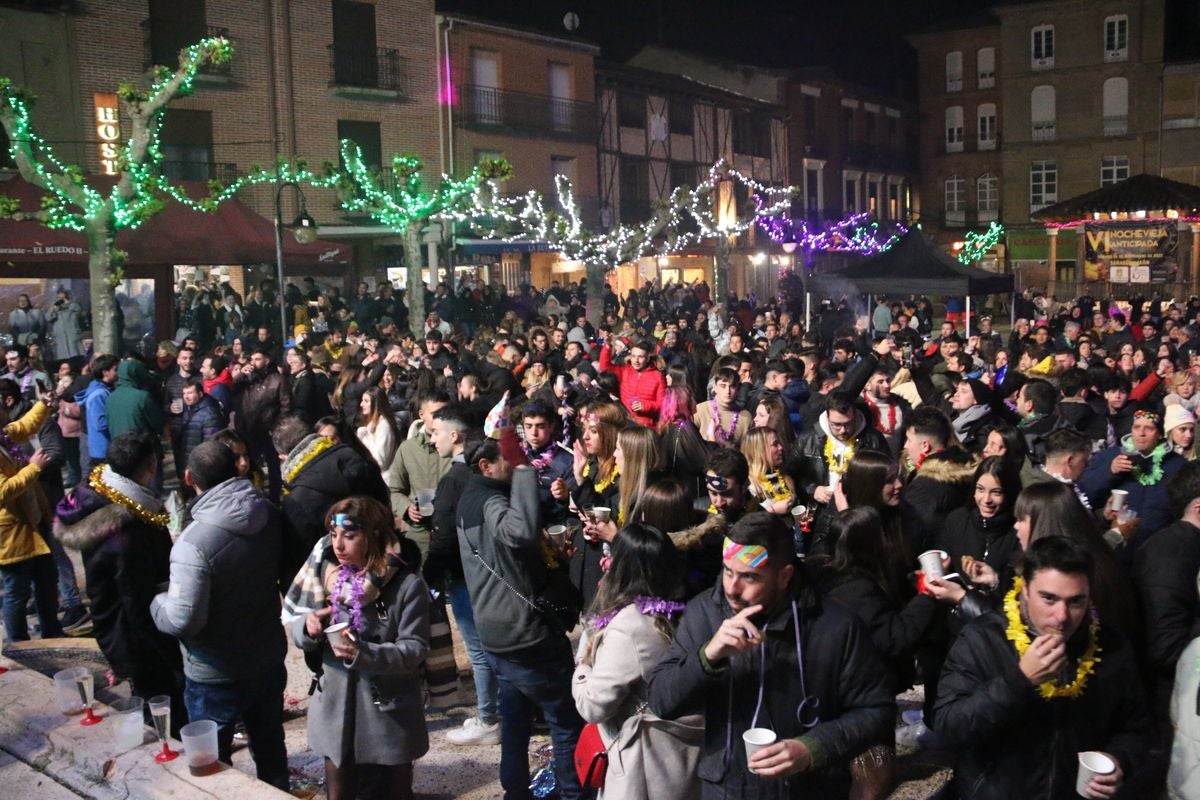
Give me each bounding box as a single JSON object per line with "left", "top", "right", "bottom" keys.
{"left": 0, "top": 401, "right": 50, "bottom": 566}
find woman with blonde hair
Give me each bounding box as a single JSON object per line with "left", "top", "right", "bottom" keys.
{"left": 741, "top": 426, "right": 795, "bottom": 515}
{"left": 586, "top": 426, "right": 664, "bottom": 542}
{"left": 571, "top": 402, "right": 627, "bottom": 607}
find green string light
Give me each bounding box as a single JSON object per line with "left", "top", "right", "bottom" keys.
{"left": 958, "top": 221, "right": 1004, "bottom": 265}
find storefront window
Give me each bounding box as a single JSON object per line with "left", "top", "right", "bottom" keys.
{"left": 0, "top": 278, "right": 154, "bottom": 360}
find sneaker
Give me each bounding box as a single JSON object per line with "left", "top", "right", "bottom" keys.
{"left": 446, "top": 716, "right": 501, "bottom": 746}
{"left": 61, "top": 606, "right": 91, "bottom": 632}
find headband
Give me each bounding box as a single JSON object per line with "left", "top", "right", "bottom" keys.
{"left": 1134, "top": 409, "right": 1162, "bottom": 426}
{"left": 331, "top": 513, "right": 361, "bottom": 531}
{"left": 722, "top": 536, "right": 768, "bottom": 568}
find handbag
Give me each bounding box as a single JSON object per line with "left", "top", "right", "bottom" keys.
{"left": 574, "top": 722, "right": 608, "bottom": 789}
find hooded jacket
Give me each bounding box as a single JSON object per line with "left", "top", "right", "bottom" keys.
{"left": 75, "top": 378, "right": 113, "bottom": 460}
{"left": 904, "top": 447, "right": 978, "bottom": 539}
{"left": 646, "top": 566, "right": 894, "bottom": 799}
{"left": 151, "top": 477, "right": 286, "bottom": 683}
{"left": 105, "top": 360, "right": 164, "bottom": 443}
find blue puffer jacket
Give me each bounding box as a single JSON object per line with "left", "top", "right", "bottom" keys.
{"left": 75, "top": 379, "right": 112, "bottom": 461}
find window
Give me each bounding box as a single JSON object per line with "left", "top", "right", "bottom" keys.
{"left": 978, "top": 173, "right": 999, "bottom": 221}
{"left": 668, "top": 100, "right": 693, "bottom": 136}
{"left": 1100, "top": 156, "right": 1130, "bottom": 186}
{"left": 1031, "top": 85, "right": 1056, "bottom": 141}
{"left": 802, "top": 94, "right": 817, "bottom": 136}
{"left": 888, "top": 182, "right": 900, "bottom": 220}
{"left": 867, "top": 177, "right": 881, "bottom": 214}
{"left": 804, "top": 163, "right": 823, "bottom": 218}
{"left": 733, "top": 111, "right": 772, "bottom": 158}
{"left": 842, "top": 107, "right": 854, "bottom": 140}
{"left": 1102, "top": 77, "right": 1129, "bottom": 135}
{"left": 977, "top": 103, "right": 997, "bottom": 150}
{"left": 945, "top": 106, "right": 964, "bottom": 152}
{"left": 161, "top": 109, "right": 214, "bottom": 181}
{"left": 332, "top": 0, "right": 380, "bottom": 87}
{"left": 1030, "top": 160, "right": 1057, "bottom": 212}
{"left": 471, "top": 50, "right": 501, "bottom": 124}
{"left": 977, "top": 47, "right": 995, "bottom": 88}
{"left": 945, "top": 175, "right": 965, "bottom": 225}
{"left": 337, "top": 119, "right": 382, "bottom": 170}
{"left": 619, "top": 158, "right": 649, "bottom": 221}
{"left": 843, "top": 171, "right": 860, "bottom": 212}
{"left": 1104, "top": 15, "right": 1128, "bottom": 61}
{"left": 669, "top": 162, "right": 697, "bottom": 190}
{"left": 618, "top": 93, "right": 645, "bottom": 128}
{"left": 946, "top": 51, "right": 963, "bottom": 92}
{"left": 148, "top": 0, "right": 207, "bottom": 68}
{"left": 548, "top": 63, "right": 573, "bottom": 132}
{"left": 1031, "top": 24, "right": 1055, "bottom": 69}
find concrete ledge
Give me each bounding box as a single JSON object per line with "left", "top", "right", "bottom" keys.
{"left": 0, "top": 653, "right": 292, "bottom": 800}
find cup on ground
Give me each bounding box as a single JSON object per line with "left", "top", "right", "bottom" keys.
{"left": 743, "top": 728, "right": 777, "bottom": 774}
{"left": 918, "top": 549, "right": 948, "bottom": 579}
{"left": 180, "top": 719, "right": 220, "bottom": 776}
{"left": 1076, "top": 751, "right": 1116, "bottom": 796}
{"left": 111, "top": 696, "right": 145, "bottom": 749}
{"left": 54, "top": 667, "right": 90, "bottom": 714}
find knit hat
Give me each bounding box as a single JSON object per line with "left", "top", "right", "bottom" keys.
{"left": 964, "top": 378, "right": 994, "bottom": 407}
{"left": 1164, "top": 405, "right": 1194, "bottom": 435}
{"left": 567, "top": 327, "right": 589, "bottom": 346}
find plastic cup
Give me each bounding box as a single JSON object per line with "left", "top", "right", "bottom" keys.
{"left": 546, "top": 525, "right": 568, "bottom": 549}
{"left": 415, "top": 489, "right": 435, "bottom": 517}
{"left": 743, "top": 728, "right": 776, "bottom": 774}
{"left": 791, "top": 505, "right": 808, "bottom": 522}
{"left": 180, "top": 719, "right": 220, "bottom": 776}
{"left": 918, "top": 549, "right": 948, "bottom": 579}
{"left": 54, "top": 667, "right": 88, "bottom": 714}
{"left": 1110, "top": 489, "right": 1129, "bottom": 512}
{"left": 592, "top": 506, "right": 611, "bottom": 523}
{"left": 325, "top": 621, "right": 350, "bottom": 649}
{"left": 111, "top": 697, "right": 145, "bottom": 749}
{"left": 1076, "top": 751, "right": 1116, "bottom": 796}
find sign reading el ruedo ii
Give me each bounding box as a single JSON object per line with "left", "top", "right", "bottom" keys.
{"left": 94, "top": 93, "right": 120, "bottom": 175}
{"left": 1083, "top": 221, "right": 1178, "bottom": 284}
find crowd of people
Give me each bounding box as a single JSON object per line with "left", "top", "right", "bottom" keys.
{"left": 5, "top": 274, "right": 1200, "bottom": 799}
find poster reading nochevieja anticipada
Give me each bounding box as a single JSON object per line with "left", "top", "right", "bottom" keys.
{"left": 1083, "top": 221, "right": 1178, "bottom": 283}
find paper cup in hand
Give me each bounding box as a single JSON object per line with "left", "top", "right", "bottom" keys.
{"left": 546, "top": 524, "right": 568, "bottom": 548}
{"left": 918, "top": 550, "right": 948, "bottom": 579}
{"left": 592, "top": 506, "right": 611, "bottom": 523}
{"left": 1076, "top": 751, "right": 1115, "bottom": 796}
{"left": 743, "top": 728, "right": 776, "bottom": 774}
{"left": 325, "top": 622, "right": 350, "bottom": 649}
{"left": 1109, "top": 490, "right": 1129, "bottom": 512}
{"left": 791, "top": 505, "right": 807, "bottom": 521}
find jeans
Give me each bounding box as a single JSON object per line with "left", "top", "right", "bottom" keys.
{"left": 485, "top": 641, "right": 586, "bottom": 800}
{"left": 183, "top": 663, "right": 289, "bottom": 791}
{"left": 448, "top": 579, "right": 499, "bottom": 725}
{"left": 0, "top": 555, "right": 64, "bottom": 641}
{"left": 39, "top": 523, "right": 82, "bottom": 611}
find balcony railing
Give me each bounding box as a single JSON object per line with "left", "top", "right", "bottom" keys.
{"left": 142, "top": 20, "right": 231, "bottom": 74}
{"left": 946, "top": 77, "right": 963, "bottom": 92}
{"left": 1103, "top": 115, "right": 1129, "bottom": 136}
{"left": 459, "top": 85, "right": 596, "bottom": 139}
{"left": 160, "top": 160, "right": 238, "bottom": 183}
{"left": 1032, "top": 122, "right": 1056, "bottom": 141}
{"left": 328, "top": 45, "right": 408, "bottom": 95}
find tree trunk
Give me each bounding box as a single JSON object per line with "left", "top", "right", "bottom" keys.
{"left": 86, "top": 227, "right": 120, "bottom": 356}
{"left": 585, "top": 262, "right": 608, "bottom": 327}
{"left": 714, "top": 235, "right": 731, "bottom": 305}
{"left": 404, "top": 223, "right": 425, "bottom": 340}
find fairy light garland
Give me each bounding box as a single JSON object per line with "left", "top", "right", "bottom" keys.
{"left": 758, "top": 211, "right": 908, "bottom": 257}
{"left": 957, "top": 221, "right": 1004, "bottom": 265}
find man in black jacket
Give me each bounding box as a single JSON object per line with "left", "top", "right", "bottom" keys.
{"left": 935, "top": 537, "right": 1149, "bottom": 800}
{"left": 647, "top": 512, "right": 893, "bottom": 798}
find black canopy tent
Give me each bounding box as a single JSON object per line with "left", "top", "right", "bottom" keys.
{"left": 807, "top": 230, "right": 1014, "bottom": 335}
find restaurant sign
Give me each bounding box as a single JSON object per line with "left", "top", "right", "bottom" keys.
{"left": 1083, "top": 222, "right": 1177, "bottom": 283}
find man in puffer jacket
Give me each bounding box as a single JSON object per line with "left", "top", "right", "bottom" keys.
{"left": 151, "top": 441, "right": 288, "bottom": 790}
{"left": 169, "top": 381, "right": 223, "bottom": 485}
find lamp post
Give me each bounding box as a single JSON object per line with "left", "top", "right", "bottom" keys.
{"left": 274, "top": 181, "right": 319, "bottom": 347}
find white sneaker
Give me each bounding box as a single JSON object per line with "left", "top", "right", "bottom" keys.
{"left": 446, "top": 716, "right": 501, "bottom": 746}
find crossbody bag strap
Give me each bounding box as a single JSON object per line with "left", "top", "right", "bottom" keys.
{"left": 463, "top": 523, "right": 540, "bottom": 612}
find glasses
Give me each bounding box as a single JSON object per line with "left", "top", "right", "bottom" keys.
{"left": 827, "top": 418, "right": 854, "bottom": 430}
{"left": 331, "top": 513, "right": 361, "bottom": 531}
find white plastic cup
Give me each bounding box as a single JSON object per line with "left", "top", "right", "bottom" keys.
{"left": 546, "top": 524, "right": 568, "bottom": 548}
{"left": 53, "top": 667, "right": 88, "bottom": 714}
{"left": 180, "top": 719, "right": 220, "bottom": 776}
{"left": 325, "top": 621, "right": 350, "bottom": 649}
{"left": 743, "top": 728, "right": 777, "bottom": 774}
{"left": 1110, "top": 489, "right": 1129, "bottom": 512}
{"left": 1076, "top": 751, "right": 1116, "bottom": 796}
{"left": 110, "top": 696, "right": 145, "bottom": 749}
{"left": 791, "top": 505, "right": 808, "bottom": 521}
{"left": 592, "top": 506, "right": 611, "bottom": 523}
{"left": 918, "top": 549, "right": 948, "bottom": 579}
{"left": 415, "top": 489, "right": 435, "bottom": 517}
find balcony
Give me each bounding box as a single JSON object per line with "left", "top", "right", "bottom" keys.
{"left": 946, "top": 77, "right": 963, "bottom": 92}
{"left": 328, "top": 45, "right": 409, "bottom": 100}
{"left": 978, "top": 135, "right": 997, "bottom": 151}
{"left": 1032, "top": 121, "right": 1056, "bottom": 141}
{"left": 160, "top": 160, "right": 238, "bottom": 183}
{"left": 945, "top": 138, "right": 964, "bottom": 154}
{"left": 978, "top": 72, "right": 995, "bottom": 89}
{"left": 142, "top": 21, "right": 232, "bottom": 77}
{"left": 459, "top": 85, "right": 597, "bottom": 140}
{"left": 1103, "top": 115, "right": 1129, "bottom": 136}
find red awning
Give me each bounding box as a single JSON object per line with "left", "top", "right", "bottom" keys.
{"left": 0, "top": 176, "right": 352, "bottom": 267}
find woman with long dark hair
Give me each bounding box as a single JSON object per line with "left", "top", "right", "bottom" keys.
{"left": 938, "top": 456, "right": 1022, "bottom": 576}
{"left": 572, "top": 523, "right": 701, "bottom": 799}
{"left": 835, "top": 450, "right": 926, "bottom": 558}
{"left": 356, "top": 386, "right": 400, "bottom": 470}
{"left": 656, "top": 385, "right": 708, "bottom": 502}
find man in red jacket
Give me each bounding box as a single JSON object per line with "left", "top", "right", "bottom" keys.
{"left": 598, "top": 338, "right": 664, "bottom": 426}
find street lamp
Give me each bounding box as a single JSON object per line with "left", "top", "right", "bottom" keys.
{"left": 274, "top": 181, "right": 318, "bottom": 347}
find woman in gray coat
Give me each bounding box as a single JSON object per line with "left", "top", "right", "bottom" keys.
{"left": 292, "top": 496, "right": 431, "bottom": 800}
{"left": 47, "top": 289, "right": 83, "bottom": 360}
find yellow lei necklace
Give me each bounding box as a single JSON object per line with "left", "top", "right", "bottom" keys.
{"left": 88, "top": 465, "right": 169, "bottom": 527}
{"left": 583, "top": 460, "right": 620, "bottom": 494}
{"left": 757, "top": 471, "right": 793, "bottom": 502}
{"left": 823, "top": 435, "right": 856, "bottom": 476}
{"left": 282, "top": 436, "right": 335, "bottom": 495}
{"left": 1004, "top": 577, "right": 1101, "bottom": 700}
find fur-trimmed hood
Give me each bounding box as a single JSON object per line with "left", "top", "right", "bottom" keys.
{"left": 56, "top": 501, "right": 133, "bottom": 551}
{"left": 670, "top": 512, "right": 728, "bottom": 551}
{"left": 913, "top": 446, "right": 978, "bottom": 485}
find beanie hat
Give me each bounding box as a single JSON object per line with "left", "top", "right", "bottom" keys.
{"left": 1164, "top": 405, "right": 1194, "bottom": 435}
{"left": 965, "top": 378, "right": 994, "bottom": 407}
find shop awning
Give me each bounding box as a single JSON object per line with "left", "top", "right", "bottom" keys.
{"left": 0, "top": 176, "right": 352, "bottom": 267}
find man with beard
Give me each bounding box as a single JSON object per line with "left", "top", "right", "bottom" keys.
{"left": 861, "top": 364, "right": 910, "bottom": 457}
{"left": 2, "top": 345, "right": 49, "bottom": 403}
{"left": 598, "top": 337, "right": 665, "bottom": 426}
{"left": 164, "top": 347, "right": 197, "bottom": 421}
{"left": 199, "top": 354, "right": 233, "bottom": 422}
{"left": 647, "top": 512, "right": 893, "bottom": 798}
{"left": 233, "top": 349, "right": 291, "bottom": 499}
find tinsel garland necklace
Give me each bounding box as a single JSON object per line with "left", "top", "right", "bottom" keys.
{"left": 582, "top": 460, "right": 620, "bottom": 493}
{"left": 710, "top": 399, "right": 735, "bottom": 444}
{"left": 282, "top": 436, "right": 335, "bottom": 494}
{"left": 588, "top": 596, "right": 687, "bottom": 631}
{"left": 88, "top": 465, "right": 169, "bottom": 527}
{"left": 331, "top": 564, "right": 367, "bottom": 633}
{"left": 1129, "top": 442, "right": 1168, "bottom": 486}
{"left": 824, "top": 435, "right": 856, "bottom": 476}
{"left": 758, "top": 471, "right": 792, "bottom": 502}
{"left": 862, "top": 392, "right": 898, "bottom": 435}
{"left": 1003, "top": 577, "right": 1101, "bottom": 700}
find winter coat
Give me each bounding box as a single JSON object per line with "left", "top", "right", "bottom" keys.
{"left": 1169, "top": 635, "right": 1200, "bottom": 800}
{"left": 1079, "top": 440, "right": 1187, "bottom": 553}
{"left": 569, "top": 457, "right": 621, "bottom": 609}
{"left": 457, "top": 467, "right": 560, "bottom": 655}
{"left": 76, "top": 379, "right": 113, "bottom": 460}
{"left": 937, "top": 506, "right": 1020, "bottom": 578}
{"left": 357, "top": 419, "right": 398, "bottom": 471}
{"left": 293, "top": 556, "right": 430, "bottom": 767}
{"left": 280, "top": 437, "right": 390, "bottom": 577}
{"left": 48, "top": 300, "right": 82, "bottom": 359}
{"left": 151, "top": 477, "right": 286, "bottom": 684}
{"left": 904, "top": 447, "right": 977, "bottom": 544}
{"left": 647, "top": 567, "right": 894, "bottom": 799}
{"left": 290, "top": 368, "right": 333, "bottom": 426}
{"left": 572, "top": 606, "right": 703, "bottom": 800}
{"left": 425, "top": 457, "right": 470, "bottom": 587}
{"left": 598, "top": 344, "right": 665, "bottom": 426}
{"left": 386, "top": 427, "right": 451, "bottom": 541}
{"left": 170, "top": 395, "right": 223, "bottom": 469}
{"left": 1133, "top": 520, "right": 1200, "bottom": 722}
{"left": 106, "top": 360, "right": 164, "bottom": 443}
{"left": 935, "top": 612, "right": 1150, "bottom": 800}
{"left": 232, "top": 367, "right": 290, "bottom": 440}
{"left": 0, "top": 401, "right": 51, "bottom": 566}
{"left": 56, "top": 485, "right": 180, "bottom": 684}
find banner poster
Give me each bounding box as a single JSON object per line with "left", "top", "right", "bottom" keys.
{"left": 1083, "top": 222, "right": 1178, "bottom": 283}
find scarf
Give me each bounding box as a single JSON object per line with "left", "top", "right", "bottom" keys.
{"left": 863, "top": 392, "right": 900, "bottom": 435}
{"left": 952, "top": 403, "right": 990, "bottom": 440}
{"left": 203, "top": 368, "right": 234, "bottom": 394}
{"left": 282, "top": 533, "right": 405, "bottom": 625}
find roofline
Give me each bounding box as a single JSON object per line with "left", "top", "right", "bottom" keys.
{"left": 627, "top": 43, "right": 793, "bottom": 80}
{"left": 436, "top": 13, "right": 602, "bottom": 54}
{"left": 595, "top": 62, "right": 785, "bottom": 113}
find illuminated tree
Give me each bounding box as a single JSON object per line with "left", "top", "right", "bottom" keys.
{"left": 0, "top": 37, "right": 234, "bottom": 355}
